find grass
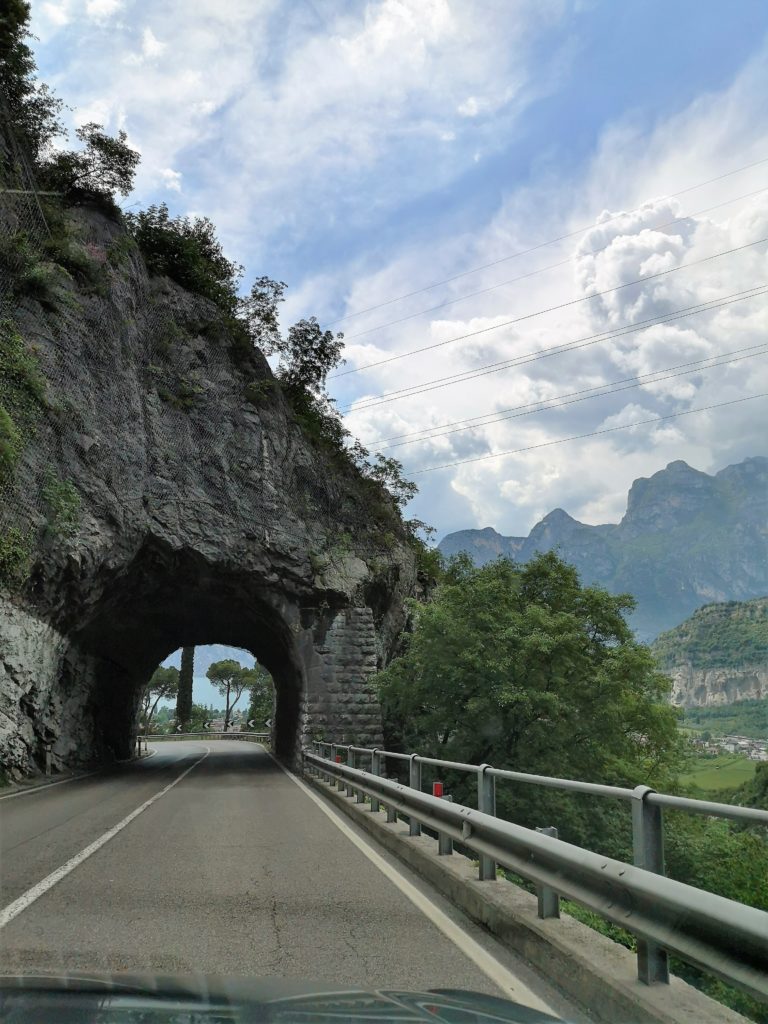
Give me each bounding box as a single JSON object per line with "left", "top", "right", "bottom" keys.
{"left": 679, "top": 753, "right": 757, "bottom": 792}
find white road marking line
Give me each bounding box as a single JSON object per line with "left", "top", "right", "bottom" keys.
{"left": 0, "top": 747, "right": 210, "bottom": 930}
{"left": 0, "top": 771, "right": 100, "bottom": 802}
{"left": 271, "top": 755, "right": 556, "bottom": 1016}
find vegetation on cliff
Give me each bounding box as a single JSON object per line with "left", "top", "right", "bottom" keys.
{"left": 652, "top": 596, "right": 768, "bottom": 670}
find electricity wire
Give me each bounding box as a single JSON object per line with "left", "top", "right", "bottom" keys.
{"left": 371, "top": 344, "right": 768, "bottom": 452}
{"left": 340, "top": 186, "right": 767, "bottom": 343}
{"left": 325, "top": 154, "right": 768, "bottom": 326}
{"left": 331, "top": 234, "right": 768, "bottom": 379}
{"left": 343, "top": 285, "right": 767, "bottom": 414}
{"left": 410, "top": 393, "right": 768, "bottom": 474}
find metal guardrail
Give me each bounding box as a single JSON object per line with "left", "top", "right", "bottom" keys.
{"left": 139, "top": 732, "right": 270, "bottom": 749}
{"left": 306, "top": 743, "right": 768, "bottom": 1002}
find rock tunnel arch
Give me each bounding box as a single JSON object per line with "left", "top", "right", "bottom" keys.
{"left": 65, "top": 539, "right": 383, "bottom": 766}
{"left": 0, "top": 202, "right": 417, "bottom": 779}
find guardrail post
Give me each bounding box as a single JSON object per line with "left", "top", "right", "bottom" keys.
{"left": 535, "top": 827, "right": 560, "bottom": 918}
{"left": 477, "top": 765, "right": 497, "bottom": 879}
{"left": 632, "top": 786, "right": 669, "bottom": 984}
{"left": 439, "top": 794, "right": 453, "bottom": 855}
{"left": 383, "top": 766, "right": 398, "bottom": 823}
{"left": 409, "top": 755, "right": 422, "bottom": 836}
{"left": 355, "top": 752, "right": 366, "bottom": 803}
{"left": 370, "top": 751, "right": 381, "bottom": 812}
{"left": 346, "top": 749, "right": 356, "bottom": 797}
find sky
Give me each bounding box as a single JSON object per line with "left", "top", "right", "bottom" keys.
{"left": 30, "top": 0, "right": 768, "bottom": 540}
{"left": 161, "top": 646, "right": 256, "bottom": 711}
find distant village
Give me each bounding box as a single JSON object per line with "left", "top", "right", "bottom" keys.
{"left": 690, "top": 734, "right": 768, "bottom": 761}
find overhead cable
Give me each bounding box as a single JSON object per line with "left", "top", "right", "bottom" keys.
{"left": 331, "top": 234, "right": 768, "bottom": 379}
{"left": 326, "top": 154, "right": 768, "bottom": 326}
{"left": 340, "top": 186, "right": 767, "bottom": 343}
{"left": 410, "top": 394, "right": 768, "bottom": 474}
{"left": 343, "top": 285, "right": 767, "bottom": 413}
{"left": 371, "top": 344, "right": 768, "bottom": 452}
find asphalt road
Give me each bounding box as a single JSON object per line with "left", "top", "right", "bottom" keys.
{"left": 0, "top": 741, "right": 578, "bottom": 1016}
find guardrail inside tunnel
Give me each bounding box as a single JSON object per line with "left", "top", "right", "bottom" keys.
{"left": 304, "top": 743, "right": 768, "bottom": 1004}
{"left": 138, "top": 732, "right": 271, "bottom": 752}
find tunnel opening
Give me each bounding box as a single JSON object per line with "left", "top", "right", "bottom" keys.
{"left": 142, "top": 644, "right": 276, "bottom": 735}
{"left": 68, "top": 539, "right": 309, "bottom": 765}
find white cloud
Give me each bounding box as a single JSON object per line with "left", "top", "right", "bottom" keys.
{"left": 85, "top": 0, "right": 122, "bottom": 19}
{"left": 159, "top": 167, "right": 182, "bottom": 192}
{"left": 125, "top": 26, "right": 167, "bottom": 64}
{"left": 40, "top": 2, "right": 72, "bottom": 27}
{"left": 457, "top": 96, "right": 480, "bottom": 117}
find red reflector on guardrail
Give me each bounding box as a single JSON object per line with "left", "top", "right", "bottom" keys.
{"left": 433, "top": 781, "right": 444, "bottom": 798}
{"left": 335, "top": 755, "right": 342, "bottom": 763}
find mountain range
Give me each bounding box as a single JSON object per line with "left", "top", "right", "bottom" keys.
{"left": 438, "top": 457, "right": 768, "bottom": 640}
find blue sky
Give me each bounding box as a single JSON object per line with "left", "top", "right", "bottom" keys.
{"left": 30, "top": 0, "right": 768, "bottom": 538}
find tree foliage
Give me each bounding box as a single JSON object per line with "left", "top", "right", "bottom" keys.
{"left": 0, "top": 0, "right": 64, "bottom": 163}
{"left": 175, "top": 645, "right": 194, "bottom": 729}
{"left": 206, "top": 659, "right": 251, "bottom": 731}
{"left": 378, "top": 552, "right": 683, "bottom": 849}
{"left": 243, "top": 663, "right": 274, "bottom": 727}
{"left": 125, "top": 204, "right": 242, "bottom": 311}
{"left": 41, "top": 121, "right": 140, "bottom": 199}
{"left": 140, "top": 665, "right": 178, "bottom": 732}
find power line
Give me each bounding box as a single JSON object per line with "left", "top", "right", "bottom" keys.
{"left": 410, "top": 393, "right": 768, "bottom": 474}
{"left": 370, "top": 344, "right": 768, "bottom": 451}
{"left": 339, "top": 186, "right": 767, "bottom": 343}
{"left": 331, "top": 234, "right": 768, "bottom": 379}
{"left": 343, "top": 285, "right": 767, "bottom": 413}
{"left": 325, "top": 154, "right": 768, "bottom": 326}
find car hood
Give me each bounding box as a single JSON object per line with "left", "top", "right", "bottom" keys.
{"left": 0, "top": 973, "right": 564, "bottom": 1022}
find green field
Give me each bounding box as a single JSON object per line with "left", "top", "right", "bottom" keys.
{"left": 679, "top": 753, "right": 757, "bottom": 792}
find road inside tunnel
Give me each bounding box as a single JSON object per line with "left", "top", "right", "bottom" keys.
{"left": 66, "top": 541, "right": 316, "bottom": 765}
{"left": 0, "top": 742, "right": 577, "bottom": 1017}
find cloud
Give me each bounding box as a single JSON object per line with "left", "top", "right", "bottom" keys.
{"left": 40, "top": 1, "right": 72, "bottom": 27}
{"left": 85, "top": 0, "right": 122, "bottom": 19}
{"left": 30, "top": 0, "right": 564, "bottom": 271}
{"left": 335, "top": 45, "right": 768, "bottom": 537}
{"left": 457, "top": 96, "right": 480, "bottom": 117}
{"left": 124, "top": 27, "right": 167, "bottom": 65}
{"left": 159, "top": 167, "right": 182, "bottom": 192}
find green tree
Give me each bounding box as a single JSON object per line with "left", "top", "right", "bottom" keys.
{"left": 733, "top": 761, "right": 768, "bottom": 812}
{"left": 175, "top": 646, "right": 194, "bottom": 731}
{"left": 41, "top": 121, "right": 140, "bottom": 199}
{"left": 269, "top": 316, "right": 344, "bottom": 395}
{"left": 378, "top": 552, "right": 683, "bottom": 850}
{"left": 0, "top": 1, "right": 64, "bottom": 164}
{"left": 206, "top": 659, "right": 251, "bottom": 731}
{"left": 140, "top": 665, "right": 178, "bottom": 732}
{"left": 242, "top": 663, "right": 274, "bottom": 728}
{"left": 237, "top": 275, "right": 285, "bottom": 352}
{"left": 125, "top": 203, "right": 242, "bottom": 312}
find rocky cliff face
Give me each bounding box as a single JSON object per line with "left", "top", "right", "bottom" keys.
{"left": 0, "top": 202, "right": 416, "bottom": 779}
{"left": 439, "top": 458, "right": 768, "bottom": 640}
{"left": 651, "top": 597, "right": 768, "bottom": 707}
{"left": 665, "top": 665, "right": 768, "bottom": 708}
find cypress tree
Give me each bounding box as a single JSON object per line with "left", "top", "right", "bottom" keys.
{"left": 176, "top": 646, "right": 194, "bottom": 731}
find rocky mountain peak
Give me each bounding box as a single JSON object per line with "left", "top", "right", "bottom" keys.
{"left": 438, "top": 456, "right": 767, "bottom": 640}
